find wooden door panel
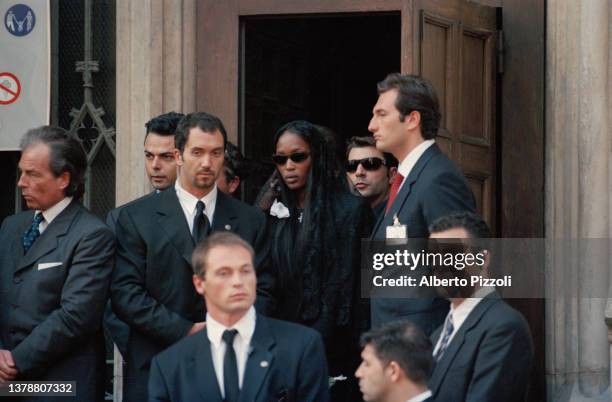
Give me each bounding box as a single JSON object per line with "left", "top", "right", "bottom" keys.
{"left": 459, "top": 26, "right": 495, "bottom": 145}
{"left": 420, "top": 12, "right": 454, "bottom": 136}
{"left": 417, "top": 0, "right": 496, "bottom": 229}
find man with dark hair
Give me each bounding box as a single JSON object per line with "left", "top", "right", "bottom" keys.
{"left": 217, "top": 141, "right": 248, "bottom": 196}
{"left": 111, "top": 112, "right": 270, "bottom": 402}
{"left": 148, "top": 231, "right": 329, "bottom": 402}
{"left": 104, "top": 111, "right": 184, "bottom": 358}
{"left": 428, "top": 211, "right": 533, "bottom": 402}
{"left": 356, "top": 321, "right": 433, "bottom": 402}
{"left": 346, "top": 135, "right": 398, "bottom": 220}
{"left": 0, "top": 126, "right": 114, "bottom": 401}
{"left": 368, "top": 73, "right": 476, "bottom": 333}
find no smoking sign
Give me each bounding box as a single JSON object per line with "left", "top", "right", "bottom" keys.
{"left": 0, "top": 72, "right": 21, "bottom": 105}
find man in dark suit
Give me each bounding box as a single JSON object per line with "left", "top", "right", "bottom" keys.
{"left": 427, "top": 212, "right": 533, "bottom": 402}
{"left": 368, "top": 73, "right": 476, "bottom": 334}
{"left": 0, "top": 126, "right": 114, "bottom": 401}
{"left": 356, "top": 320, "right": 434, "bottom": 402}
{"left": 111, "top": 112, "right": 271, "bottom": 402}
{"left": 105, "top": 111, "right": 184, "bottom": 358}
{"left": 148, "top": 231, "right": 329, "bottom": 402}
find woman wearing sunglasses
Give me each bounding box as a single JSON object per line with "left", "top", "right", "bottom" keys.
{"left": 256, "top": 120, "right": 373, "bottom": 400}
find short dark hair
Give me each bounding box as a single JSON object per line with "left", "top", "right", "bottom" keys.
{"left": 345, "top": 136, "right": 398, "bottom": 168}
{"left": 224, "top": 141, "right": 248, "bottom": 181}
{"left": 145, "top": 111, "right": 185, "bottom": 138}
{"left": 20, "top": 126, "right": 87, "bottom": 198}
{"left": 361, "top": 321, "right": 433, "bottom": 385}
{"left": 191, "top": 231, "right": 255, "bottom": 277}
{"left": 377, "top": 73, "right": 441, "bottom": 140}
{"left": 429, "top": 211, "right": 491, "bottom": 239}
{"left": 174, "top": 112, "right": 228, "bottom": 153}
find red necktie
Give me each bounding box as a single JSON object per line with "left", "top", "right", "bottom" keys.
{"left": 385, "top": 172, "right": 404, "bottom": 213}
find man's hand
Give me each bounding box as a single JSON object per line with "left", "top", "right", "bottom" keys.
{"left": 0, "top": 350, "right": 18, "bottom": 383}
{"left": 187, "top": 322, "right": 206, "bottom": 336}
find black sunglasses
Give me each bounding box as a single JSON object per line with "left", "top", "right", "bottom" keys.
{"left": 345, "top": 157, "right": 386, "bottom": 173}
{"left": 272, "top": 152, "right": 310, "bottom": 165}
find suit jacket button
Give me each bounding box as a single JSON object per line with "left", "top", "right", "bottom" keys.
{"left": 13, "top": 277, "right": 21, "bottom": 284}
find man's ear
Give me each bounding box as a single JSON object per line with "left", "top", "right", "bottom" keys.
{"left": 58, "top": 171, "right": 70, "bottom": 191}
{"left": 228, "top": 177, "right": 241, "bottom": 195}
{"left": 174, "top": 149, "right": 183, "bottom": 166}
{"left": 388, "top": 167, "right": 398, "bottom": 185}
{"left": 193, "top": 274, "right": 206, "bottom": 296}
{"left": 404, "top": 110, "right": 421, "bottom": 132}
{"left": 386, "top": 361, "right": 403, "bottom": 383}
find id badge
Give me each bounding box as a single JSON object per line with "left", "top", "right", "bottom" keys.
{"left": 386, "top": 214, "right": 407, "bottom": 240}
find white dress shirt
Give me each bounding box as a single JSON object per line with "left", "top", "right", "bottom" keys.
{"left": 433, "top": 286, "right": 496, "bottom": 356}
{"left": 175, "top": 180, "right": 217, "bottom": 233}
{"left": 397, "top": 139, "right": 435, "bottom": 192}
{"left": 37, "top": 196, "right": 73, "bottom": 234}
{"left": 407, "top": 389, "right": 433, "bottom": 402}
{"left": 206, "top": 306, "right": 256, "bottom": 397}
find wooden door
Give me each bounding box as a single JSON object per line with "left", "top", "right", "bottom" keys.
{"left": 197, "top": 0, "right": 498, "bottom": 226}
{"left": 413, "top": 0, "right": 498, "bottom": 229}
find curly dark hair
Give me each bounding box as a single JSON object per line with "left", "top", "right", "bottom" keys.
{"left": 267, "top": 120, "right": 352, "bottom": 325}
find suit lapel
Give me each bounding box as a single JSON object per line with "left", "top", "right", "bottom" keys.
{"left": 155, "top": 189, "right": 195, "bottom": 266}
{"left": 429, "top": 296, "right": 499, "bottom": 394}
{"left": 194, "top": 330, "right": 224, "bottom": 402}
{"left": 387, "top": 144, "right": 440, "bottom": 220}
{"left": 373, "top": 144, "right": 441, "bottom": 238}
{"left": 239, "top": 315, "right": 275, "bottom": 402}
{"left": 16, "top": 201, "right": 80, "bottom": 273}
{"left": 211, "top": 191, "right": 239, "bottom": 233}
{"left": 9, "top": 211, "right": 33, "bottom": 269}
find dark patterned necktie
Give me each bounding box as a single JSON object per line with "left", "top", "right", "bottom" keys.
{"left": 22, "top": 212, "right": 44, "bottom": 254}
{"left": 222, "top": 329, "right": 240, "bottom": 402}
{"left": 193, "top": 201, "right": 211, "bottom": 244}
{"left": 434, "top": 312, "right": 454, "bottom": 362}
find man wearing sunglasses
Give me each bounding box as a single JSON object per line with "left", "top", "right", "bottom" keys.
{"left": 346, "top": 136, "right": 398, "bottom": 221}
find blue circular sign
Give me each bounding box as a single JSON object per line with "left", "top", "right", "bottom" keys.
{"left": 4, "top": 4, "right": 36, "bottom": 37}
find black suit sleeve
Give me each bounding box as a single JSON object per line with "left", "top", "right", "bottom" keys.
{"left": 111, "top": 209, "right": 193, "bottom": 345}
{"left": 422, "top": 171, "right": 476, "bottom": 226}
{"left": 296, "top": 332, "right": 331, "bottom": 402}
{"left": 252, "top": 211, "right": 276, "bottom": 316}
{"left": 148, "top": 356, "right": 171, "bottom": 402}
{"left": 11, "top": 227, "right": 114, "bottom": 375}
{"left": 465, "top": 319, "right": 534, "bottom": 402}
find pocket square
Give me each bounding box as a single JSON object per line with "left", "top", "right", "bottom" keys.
{"left": 37, "top": 262, "right": 63, "bottom": 270}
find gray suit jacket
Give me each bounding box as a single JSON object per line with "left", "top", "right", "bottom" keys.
{"left": 429, "top": 294, "right": 534, "bottom": 402}
{"left": 0, "top": 200, "right": 114, "bottom": 402}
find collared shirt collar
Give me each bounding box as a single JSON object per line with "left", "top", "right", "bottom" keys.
{"left": 37, "top": 197, "right": 73, "bottom": 234}
{"left": 206, "top": 306, "right": 256, "bottom": 349}
{"left": 407, "top": 389, "right": 433, "bottom": 402}
{"left": 397, "top": 139, "right": 435, "bottom": 190}
{"left": 433, "top": 286, "right": 496, "bottom": 355}
{"left": 175, "top": 179, "right": 217, "bottom": 226}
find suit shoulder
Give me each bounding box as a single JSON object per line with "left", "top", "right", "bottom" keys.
{"left": 109, "top": 192, "right": 156, "bottom": 215}
{"left": 483, "top": 299, "right": 531, "bottom": 335}
{"left": 1, "top": 210, "right": 32, "bottom": 228}
{"left": 264, "top": 316, "right": 322, "bottom": 343}
{"left": 154, "top": 332, "right": 201, "bottom": 367}
{"left": 224, "top": 194, "right": 266, "bottom": 220}
{"left": 74, "top": 205, "right": 114, "bottom": 234}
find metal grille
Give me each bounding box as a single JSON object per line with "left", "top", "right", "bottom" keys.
{"left": 55, "top": 1, "right": 117, "bottom": 399}
{"left": 57, "top": 0, "right": 116, "bottom": 220}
